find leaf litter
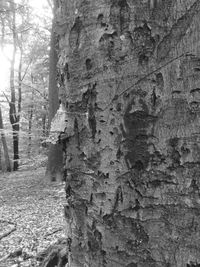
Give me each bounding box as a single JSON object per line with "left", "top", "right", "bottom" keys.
{"left": 0, "top": 167, "right": 66, "bottom": 267}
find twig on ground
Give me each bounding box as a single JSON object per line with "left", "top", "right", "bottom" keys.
{"left": 0, "top": 248, "right": 23, "bottom": 263}
{"left": 0, "top": 226, "right": 16, "bottom": 240}
{"left": 44, "top": 227, "right": 63, "bottom": 238}
{"left": 0, "top": 197, "right": 5, "bottom": 203}
{"left": 0, "top": 220, "right": 17, "bottom": 240}
{"left": 0, "top": 254, "right": 9, "bottom": 263}
{"left": 0, "top": 219, "right": 15, "bottom": 224}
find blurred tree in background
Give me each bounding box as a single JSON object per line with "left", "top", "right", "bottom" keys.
{"left": 0, "top": 0, "right": 52, "bottom": 171}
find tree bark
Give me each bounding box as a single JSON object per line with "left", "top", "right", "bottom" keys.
{"left": 48, "top": 23, "right": 59, "bottom": 126}
{"left": 46, "top": 0, "right": 63, "bottom": 181}
{"left": 8, "top": 0, "right": 20, "bottom": 171}
{"left": 27, "top": 108, "right": 33, "bottom": 158}
{"left": 12, "top": 123, "right": 19, "bottom": 171}
{"left": 52, "top": 0, "right": 200, "bottom": 266}
{"left": 0, "top": 106, "right": 11, "bottom": 172}
{"left": 42, "top": 102, "right": 48, "bottom": 140}
{"left": 0, "top": 141, "right": 2, "bottom": 171}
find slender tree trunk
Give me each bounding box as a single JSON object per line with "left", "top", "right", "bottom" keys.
{"left": 41, "top": 103, "right": 48, "bottom": 148}
{"left": 42, "top": 104, "right": 47, "bottom": 138}
{"left": 12, "top": 123, "right": 19, "bottom": 170}
{"left": 48, "top": 27, "right": 59, "bottom": 128}
{"left": 12, "top": 47, "right": 22, "bottom": 170}
{"left": 18, "top": 48, "right": 22, "bottom": 119}
{"left": 28, "top": 108, "right": 33, "bottom": 158}
{"left": 0, "top": 106, "right": 11, "bottom": 172}
{"left": 44, "top": 0, "right": 200, "bottom": 266}
{"left": 42, "top": 115, "right": 46, "bottom": 137}
{"left": 27, "top": 75, "right": 35, "bottom": 157}
{"left": 0, "top": 141, "right": 2, "bottom": 171}
{"left": 46, "top": 0, "right": 63, "bottom": 181}
{"left": 9, "top": 0, "right": 20, "bottom": 171}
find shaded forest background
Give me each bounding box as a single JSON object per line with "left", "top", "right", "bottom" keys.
{"left": 0, "top": 0, "right": 53, "bottom": 172}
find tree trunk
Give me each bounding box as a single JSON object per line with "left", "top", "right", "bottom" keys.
{"left": 28, "top": 107, "right": 33, "bottom": 158}
{"left": 51, "top": 0, "right": 200, "bottom": 266}
{"left": 46, "top": 0, "right": 63, "bottom": 181}
{"left": 27, "top": 75, "right": 35, "bottom": 157}
{"left": 46, "top": 142, "right": 64, "bottom": 182}
{"left": 42, "top": 103, "right": 47, "bottom": 139}
{"left": 9, "top": 0, "right": 20, "bottom": 171}
{"left": 12, "top": 124, "right": 19, "bottom": 171}
{"left": 48, "top": 21, "right": 59, "bottom": 127}
{"left": 0, "top": 141, "right": 2, "bottom": 171}
{"left": 0, "top": 106, "right": 11, "bottom": 172}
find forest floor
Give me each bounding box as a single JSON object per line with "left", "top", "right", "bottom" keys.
{"left": 0, "top": 166, "right": 66, "bottom": 267}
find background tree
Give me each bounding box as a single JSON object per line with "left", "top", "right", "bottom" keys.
{"left": 46, "top": 0, "right": 63, "bottom": 182}
{"left": 47, "top": 0, "right": 200, "bottom": 266}
{"left": 0, "top": 106, "right": 11, "bottom": 171}
{"left": 1, "top": 0, "right": 33, "bottom": 170}
{"left": 0, "top": 0, "right": 52, "bottom": 170}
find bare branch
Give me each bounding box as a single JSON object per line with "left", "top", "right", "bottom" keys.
{"left": 21, "top": 82, "right": 48, "bottom": 101}
{"left": 21, "top": 58, "right": 33, "bottom": 81}
{"left": 46, "top": 0, "right": 53, "bottom": 12}
{"left": 3, "top": 92, "right": 10, "bottom": 104}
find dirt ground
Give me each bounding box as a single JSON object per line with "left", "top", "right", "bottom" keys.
{"left": 0, "top": 167, "right": 66, "bottom": 267}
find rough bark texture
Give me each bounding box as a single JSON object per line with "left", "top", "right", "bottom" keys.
{"left": 54, "top": 0, "right": 200, "bottom": 266}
